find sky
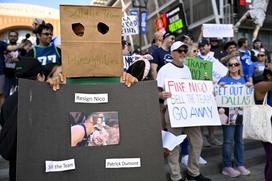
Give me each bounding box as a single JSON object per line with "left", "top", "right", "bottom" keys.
{"left": 1, "top": 0, "right": 93, "bottom": 9}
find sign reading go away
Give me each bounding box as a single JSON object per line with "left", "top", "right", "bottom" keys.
{"left": 165, "top": 79, "right": 221, "bottom": 128}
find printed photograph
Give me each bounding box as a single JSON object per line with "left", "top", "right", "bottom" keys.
{"left": 69, "top": 112, "right": 120, "bottom": 147}
{"left": 228, "top": 107, "right": 243, "bottom": 125}
{"left": 218, "top": 107, "right": 243, "bottom": 125}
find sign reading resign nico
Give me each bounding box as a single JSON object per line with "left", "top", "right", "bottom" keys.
{"left": 165, "top": 79, "right": 221, "bottom": 128}
{"left": 214, "top": 85, "right": 255, "bottom": 107}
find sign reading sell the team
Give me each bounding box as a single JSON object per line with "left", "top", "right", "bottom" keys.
{"left": 214, "top": 85, "right": 255, "bottom": 107}
{"left": 165, "top": 79, "right": 221, "bottom": 128}
{"left": 185, "top": 57, "right": 213, "bottom": 80}
{"left": 122, "top": 16, "right": 138, "bottom": 36}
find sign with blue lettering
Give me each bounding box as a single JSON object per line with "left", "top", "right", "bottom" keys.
{"left": 165, "top": 79, "right": 221, "bottom": 127}
{"left": 214, "top": 85, "right": 255, "bottom": 107}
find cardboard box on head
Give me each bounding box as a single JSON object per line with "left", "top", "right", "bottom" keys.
{"left": 60, "top": 5, "right": 123, "bottom": 77}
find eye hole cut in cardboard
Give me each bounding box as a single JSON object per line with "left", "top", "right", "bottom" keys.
{"left": 97, "top": 22, "right": 109, "bottom": 35}
{"left": 72, "top": 23, "right": 85, "bottom": 36}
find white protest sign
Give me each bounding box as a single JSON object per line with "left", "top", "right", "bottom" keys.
{"left": 123, "top": 55, "right": 135, "bottom": 71}
{"left": 161, "top": 130, "right": 187, "bottom": 151}
{"left": 214, "top": 85, "right": 255, "bottom": 107}
{"left": 203, "top": 24, "right": 234, "bottom": 38}
{"left": 122, "top": 16, "right": 138, "bottom": 36}
{"left": 74, "top": 93, "right": 108, "bottom": 103}
{"left": 165, "top": 79, "right": 221, "bottom": 127}
{"left": 212, "top": 60, "right": 228, "bottom": 83}
{"left": 105, "top": 158, "right": 141, "bottom": 168}
{"left": 45, "top": 159, "right": 75, "bottom": 172}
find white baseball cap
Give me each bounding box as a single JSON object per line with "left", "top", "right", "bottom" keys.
{"left": 170, "top": 41, "right": 187, "bottom": 52}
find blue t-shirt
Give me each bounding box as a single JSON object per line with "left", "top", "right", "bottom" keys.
{"left": 218, "top": 76, "right": 246, "bottom": 85}
{"left": 239, "top": 49, "right": 252, "bottom": 81}
{"left": 248, "top": 62, "right": 265, "bottom": 84}
{"left": 150, "top": 47, "right": 172, "bottom": 72}
{"left": 0, "top": 41, "right": 8, "bottom": 75}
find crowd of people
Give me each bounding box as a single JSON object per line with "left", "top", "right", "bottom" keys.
{"left": 123, "top": 29, "right": 272, "bottom": 181}
{"left": 0, "top": 16, "right": 271, "bottom": 181}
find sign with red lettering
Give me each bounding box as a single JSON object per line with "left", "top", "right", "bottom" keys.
{"left": 165, "top": 79, "right": 221, "bottom": 127}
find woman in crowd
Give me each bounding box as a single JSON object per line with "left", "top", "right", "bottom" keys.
{"left": 254, "top": 68, "right": 272, "bottom": 181}
{"left": 249, "top": 50, "right": 268, "bottom": 84}
{"left": 218, "top": 58, "right": 251, "bottom": 177}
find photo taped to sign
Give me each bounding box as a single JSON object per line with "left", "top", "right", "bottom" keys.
{"left": 70, "top": 111, "right": 119, "bottom": 147}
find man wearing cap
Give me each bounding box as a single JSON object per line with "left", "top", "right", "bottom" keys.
{"left": 157, "top": 41, "right": 211, "bottom": 181}
{"left": 198, "top": 39, "right": 223, "bottom": 147}
{"left": 150, "top": 31, "right": 175, "bottom": 80}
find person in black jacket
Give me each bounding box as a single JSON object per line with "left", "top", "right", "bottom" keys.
{"left": 0, "top": 57, "right": 57, "bottom": 181}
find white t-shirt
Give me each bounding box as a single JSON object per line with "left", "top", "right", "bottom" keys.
{"left": 157, "top": 62, "right": 192, "bottom": 90}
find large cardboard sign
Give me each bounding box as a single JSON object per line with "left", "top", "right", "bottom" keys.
{"left": 60, "top": 5, "right": 123, "bottom": 77}
{"left": 214, "top": 85, "right": 255, "bottom": 107}
{"left": 17, "top": 79, "right": 166, "bottom": 181}
{"left": 184, "top": 57, "right": 213, "bottom": 80}
{"left": 203, "top": 24, "right": 234, "bottom": 38}
{"left": 165, "top": 79, "right": 221, "bottom": 127}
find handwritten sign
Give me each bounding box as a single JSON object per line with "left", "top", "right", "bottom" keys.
{"left": 123, "top": 55, "right": 135, "bottom": 71}
{"left": 212, "top": 60, "right": 228, "bottom": 83}
{"left": 60, "top": 5, "right": 122, "bottom": 77}
{"left": 185, "top": 57, "right": 212, "bottom": 80}
{"left": 122, "top": 16, "right": 138, "bottom": 36}
{"left": 165, "top": 79, "right": 221, "bottom": 127}
{"left": 203, "top": 24, "right": 234, "bottom": 38}
{"left": 214, "top": 85, "right": 255, "bottom": 107}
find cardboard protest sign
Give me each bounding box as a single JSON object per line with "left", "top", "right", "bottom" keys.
{"left": 60, "top": 5, "right": 122, "bottom": 77}
{"left": 214, "top": 85, "right": 255, "bottom": 107}
{"left": 203, "top": 24, "right": 234, "bottom": 38}
{"left": 212, "top": 60, "right": 228, "bottom": 83}
{"left": 17, "top": 79, "right": 166, "bottom": 181}
{"left": 184, "top": 57, "right": 212, "bottom": 80}
{"left": 165, "top": 79, "right": 221, "bottom": 127}
{"left": 122, "top": 16, "right": 138, "bottom": 36}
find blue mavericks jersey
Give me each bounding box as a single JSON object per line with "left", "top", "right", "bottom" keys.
{"left": 33, "top": 45, "right": 61, "bottom": 65}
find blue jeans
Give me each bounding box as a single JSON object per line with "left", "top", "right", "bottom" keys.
{"left": 222, "top": 125, "right": 244, "bottom": 167}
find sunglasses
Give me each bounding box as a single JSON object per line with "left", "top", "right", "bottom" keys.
{"left": 177, "top": 48, "right": 188, "bottom": 54}
{"left": 228, "top": 63, "right": 240, "bottom": 67}
{"left": 42, "top": 33, "right": 53, "bottom": 36}
{"left": 258, "top": 54, "right": 265, "bottom": 57}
